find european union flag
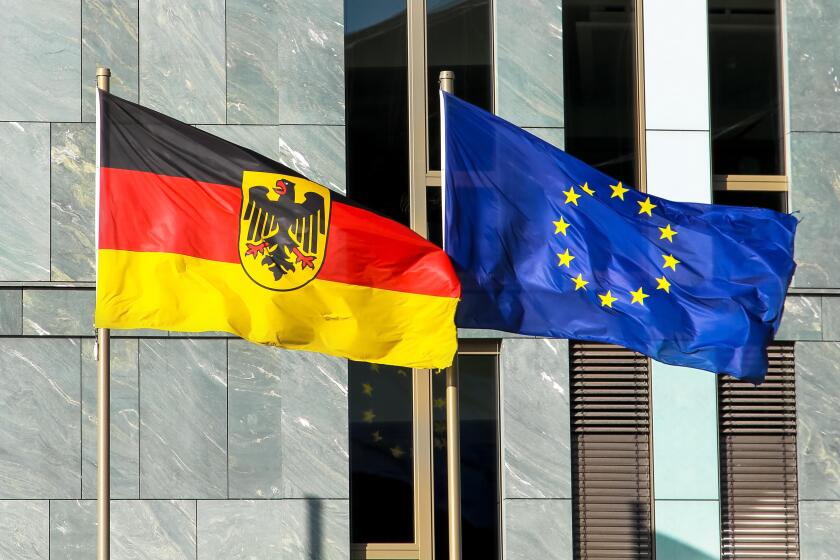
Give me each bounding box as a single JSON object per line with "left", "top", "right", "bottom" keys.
{"left": 441, "top": 93, "right": 797, "bottom": 382}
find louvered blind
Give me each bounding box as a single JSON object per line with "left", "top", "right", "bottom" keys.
{"left": 570, "top": 342, "right": 653, "bottom": 560}
{"left": 718, "top": 342, "right": 799, "bottom": 559}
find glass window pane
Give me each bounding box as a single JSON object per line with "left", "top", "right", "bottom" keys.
{"left": 712, "top": 189, "right": 786, "bottom": 212}
{"left": 345, "top": 0, "right": 410, "bottom": 224}
{"left": 349, "top": 362, "right": 415, "bottom": 543}
{"left": 563, "top": 0, "right": 637, "bottom": 185}
{"left": 432, "top": 355, "right": 500, "bottom": 559}
{"left": 709, "top": 0, "right": 783, "bottom": 175}
{"left": 427, "top": 0, "right": 493, "bottom": 171}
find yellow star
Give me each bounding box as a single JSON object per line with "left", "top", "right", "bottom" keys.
{"left": 556, "top": 249, "right": 575, "bottom": 268}
{"left": 396, "top": 369, "right": 408, "bottom": 377}
{"left": 662, "top": 254, "right": 680, "bottom": 271}
{"left": 580, "top": 182, "right": 595, "bottom": 196}
{"left": 553, "top": 216, "right": 570, "bottom": 236}
{"left": 390, "top": 445, "right": 405, "bottom": 459}
{"left": 563, "top": 186, "right": 581, "bottom": 206}
{"left": 362, "top": 409, "right": 376, "bottom": 423}
{"left": 433, "top": 397, "right": 445, "bottom": 409}
{"left": 630, "top": 286, "right": 649, "bottom": 305}
{"left": 610, "top": 182, "right": 629, "bottom": 200}
{"left": 599, "top": 290, "right": 618, "bottom": 308}
{"left": 362, "top": 383, "right": 373, "bottom": 396}
{"left": 659, "top": 223, "right": 677, "bottom": 242}
{"left": 571, "top": 273, "right": 589, "bottom": 291}
{"left": 371, "top": 430, "right": 383, "bottom": 442}
{"left": 656, "top": 276, "right": 671, "bottom": 293}
{"left": 434, "top": 437, "right": 445, "bottom": 449}
{"left": 637, "top": 197, "right": 657, "bottom": 217}
{"left": 369, "top": 364, "right": 380, "bottom": 373}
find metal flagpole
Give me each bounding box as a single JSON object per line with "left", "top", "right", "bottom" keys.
{"left": 95, "top": 66, "right": 111, "bottom": 560}
{"left": 439, "top": 69, "right": 462, "bottom": 560}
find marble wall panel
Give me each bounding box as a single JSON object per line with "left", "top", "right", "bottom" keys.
{"left": 501, "top": 338, "right": 570, "bottom": 499}
{"left": 196, "top": 124, "right": 282, "bottom": 161}
{"left": 111, "top": 500, "right": 196, "bottom": 559}
{"left": 23, "top": 289, "right": 95, "bottom": 336}
{"left": 796, "top": 341, "right": 840, "bottom": 499}
{"left": 226, "top": 0, "right": 279, "bottom": 124}
{"left": 0, "top": 339, "right": 81, "bottom": 499}
{"left": 279, "top": 350, "right": 348, "bottom": 499}
{"left": 0, "top": 123, "right": 50, "bottom": 281}
{"left": 800, "top": 500, "right": 840, "bottom": 560}
{"left": 278, "top": 499, "right": 349, "bottom": 560}
{"left": 277, "top": 0, "right": 344, "bottom": 125}
{"left": 523, "top": 127, "right": 565, "bottom": 150}
{"left": 82, "top": 0, "right": 140, "bottom": 121}
{"left": 496, "top": 0, "right": 563, "bottom": 127}
{"left": 197, "top": 500, "right": 283, "bottom": 558}
{"left": 0, "top": 1, "right": 81, "bottom": 121}
{"left": 821, "top": 295, "right": 840, "bottom": 341}
{"left": 277, "top": 125, "right": 346, "bottom": 193}
{"left": 139, "top": 0, "right": 226, "bottom": 124}
{"left": 81, "top": 338, "right": 139, "bottom": 499}
{"left": 139, "top": 339, "right": 227, "bottom": 498}
{"left": 0, "top": 289, "right": 22, "bottom": 335}
{"left": 227, "top": 341, "right": 283, "bottom": 498}
{"left": 789, "top": 132, "right": 840, "bottom": 288}
{"left": 503, "top": 499, "right": 572, "bottom": 560}
{"left": 51, "top": 123, "right": 96, "bottom": 281}
{"left": 776, "top": 295, "right": 822, "bottom": 341}
{"left": 50, "top": 500, "right": 95, "bottom": 560}
{"left": 0, "top": 501, "right": 48, "bottom": 559}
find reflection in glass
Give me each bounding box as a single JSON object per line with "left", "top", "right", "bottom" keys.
{"left": 432, "top": 355, "right": 500, "bottom": 559}
{"left": 709, "top": 0, "right": 782, "bottom": 175}
{"left": 563, "top": 0, "right": 637, "bottom": 185}
{"left": 345, "top": 0, "right": 410, "bottom": 224}
{"left": 712, "top": 189, "right": 786, "bottom": 212}
{"left": 349, "top": 362, "right": 415, "bottom": 543}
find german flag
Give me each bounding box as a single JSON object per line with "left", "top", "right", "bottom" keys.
{"left": 95, "top": 91, "right": 460, "bottom": 369}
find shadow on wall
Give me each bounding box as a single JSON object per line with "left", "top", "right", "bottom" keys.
{"left": 631, "top": 500, "right": 716, "bottom": 560}
{"left": 307, "top": 496, "right": 323, "bottom": 560}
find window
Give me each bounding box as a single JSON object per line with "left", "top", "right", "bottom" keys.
{"left": 718, "top": 343, "right": 800, "bottom": 559}
{"left": 570, "top": 342, "right": 653, "bottom": 560}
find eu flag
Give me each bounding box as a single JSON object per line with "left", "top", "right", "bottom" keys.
{"left": 442, "top": 93, "right": 797, "bottom": 382}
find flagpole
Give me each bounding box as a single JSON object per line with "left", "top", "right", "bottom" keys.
{"left": 439, "top": 69, "right": 462, "bottom": 560}
{"left": 95, "top": 66, "right": 111, "bottom": 560}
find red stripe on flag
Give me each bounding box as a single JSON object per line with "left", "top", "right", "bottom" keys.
{"left": 98, "top": 168, "right": 460, "bottom": 299}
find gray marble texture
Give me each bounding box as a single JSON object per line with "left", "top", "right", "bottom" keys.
{"left": 82, "top": 0, "right": 140, "bottom": 121}
{"left": 23, "top": 289, "right": 95, "bottom": 336}
{"left": 0, "top": 1, "right": 81, "bottom": 121}
{"left": 796, "top": 342, "right": 840, "bottom": 499}
{"left": 277, "top": 125, "right": 346, "bottom": 193}
{"left": 277, "top": 499, "right": 349, "bottom": 560}
{"left": 821, "top": 295, "right": 840, "bottom": 341}
{"left": 496, "top": 0, "right": 563, "bottom": 127}
{"left": 51, "top": 123, "right": 96, "bottom": 281}
{"left": 50, "top": 500, "right": 95, "bottom": 559}
{"left": 0, "top": 123, "right": 51, "bottom": 281}
{"left": 226, "top": 0, "right": 279, "bottom": 124}
{"left": 800, "top": 500, "right": 840, "bottom": 560}
{"left": 139, "top": 0, "right": 226, "bottom": 124}
{"left": 82, "top": 338, "right": 139, "bottom": 499}
{"left": 789, "top": 132, "right": 840, "bottom": 288}
{"left": 111, "top": 500, "right": 196, "bottom": 559}
{"left": 0, "top": 501, "right": 48, "bottom": 559}
{"left": 786, "top": 0, "right": 840, "bottom": 132}
{"left": 0, "top": 339, "right": 81, "bottom": 499}
{"left": 139, "top": 339, "right": 227, "bottom": 498}
{"left": 524, "top": 127, "right": 565, "bottom": 150}
{"left": 197, "top": 124, "right": 284, "bottom": 161}
{"left": 501, "top": 338, "right": 571, "bottom": 499}
{"left": 197, "top": 500, "right": 284, "bottom": 558}
{"left": 776, "top": 295, "right": 822, "bottom": 341}
{"left": 277, "top": 349, "right": 348, "bottom": 499}
{"left": 0, "top": 289, "right": 22, "bottom": 335}
{"left": 277, "top": 0, "right": 345, "bottom": 125}
{"left": 504, "top": 498, "right": 573, "bottom": 560}
{"left": 227, "top": 341, "right": 284, "bottom": 498}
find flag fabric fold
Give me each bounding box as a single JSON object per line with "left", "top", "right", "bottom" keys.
{"left": 442, "top": 92, "right": 796, "bottom": 382}
{"left": 95, "top": 90, "right": 460, "bottom": 369}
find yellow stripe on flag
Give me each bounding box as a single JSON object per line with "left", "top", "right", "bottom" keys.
{"left": 96, "top": 249, "right": 458, "bottom": 369}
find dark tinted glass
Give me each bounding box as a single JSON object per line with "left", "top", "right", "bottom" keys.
{"left": 709, "top": 0, "right": 782, "bottom": 175}
{"left": 432, "top": 355, "right": 500, "bottom": 559}
{"left": 427, "top": 0, "right": 493, "bottom": 171}
{"left": 348, "top": 362, "right": 415, "bottom": 543}
{"left": 345, "top": 0, "right": 410, "bottom": 224}
{"left": 563, "top": 0, "right": 637, "bottom": 185}
{"left": 712, "top": 189, "right": 786, "bottom": 212}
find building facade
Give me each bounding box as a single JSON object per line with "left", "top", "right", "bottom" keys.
{"left": 0, "top": 0, "right": 837, "bottom": 559}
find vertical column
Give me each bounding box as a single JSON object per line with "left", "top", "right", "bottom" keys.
{"left": 642, "top": 1, "right": 721, "bottom": 558}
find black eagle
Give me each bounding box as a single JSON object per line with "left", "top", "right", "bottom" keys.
{"left": 242, "top": 178, "right": 327, "bottom": 281}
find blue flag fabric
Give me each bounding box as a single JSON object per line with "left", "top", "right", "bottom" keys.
{"left": 442, "top": 93, "right": 797, "bottom": 382}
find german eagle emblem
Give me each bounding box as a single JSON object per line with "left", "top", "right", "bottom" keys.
{"left": 239, "top": 171, "right": 331, "bottom": 291}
